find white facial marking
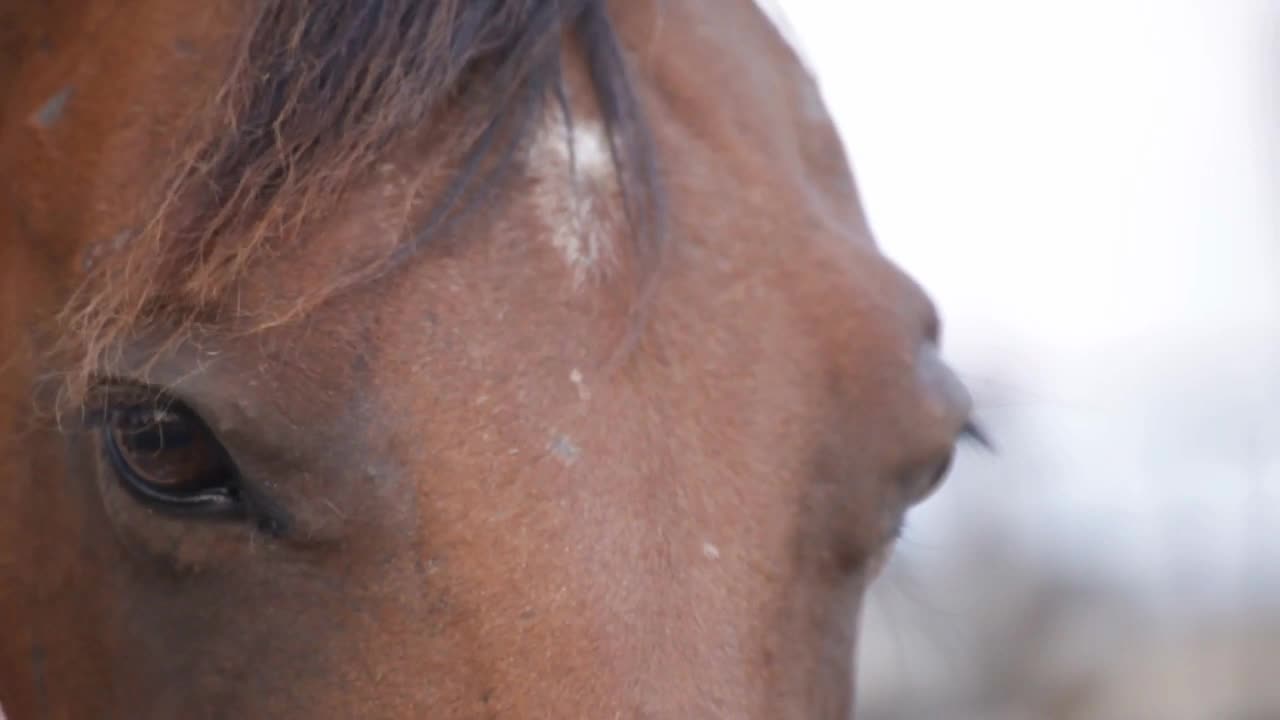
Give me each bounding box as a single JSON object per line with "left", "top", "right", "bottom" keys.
{"left": 531, "top": 114, "right": 619, "bottom": 285}
{"left": 569, "top": 367, "right": 591, "bottom": 402}
{"left": 702, "top": 541, "right": 721, "bottom": 560}
{"left": 563, "top": 121, "right": 613, "bottom": 180}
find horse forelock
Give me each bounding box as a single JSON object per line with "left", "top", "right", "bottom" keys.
{"left": 58, "top": 0, "right": 663, "bottom": 399}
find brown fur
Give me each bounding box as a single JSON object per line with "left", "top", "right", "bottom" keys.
{"left": 1, "top": 1, "right": 973, "bottom": 717}
{"left": 60, "top": 0, "right": 659, "bottom": 400}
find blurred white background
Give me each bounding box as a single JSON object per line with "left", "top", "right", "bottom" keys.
{"left": 771, "top": 1, "right": 1280, "bottom": 717}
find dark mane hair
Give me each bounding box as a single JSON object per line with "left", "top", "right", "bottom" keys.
{"left": 63, "top": 0, "right": 661, "bottom": 395}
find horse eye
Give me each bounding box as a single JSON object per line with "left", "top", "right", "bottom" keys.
{"left": 102, "top": 397, "right": 242, "bottom": 513}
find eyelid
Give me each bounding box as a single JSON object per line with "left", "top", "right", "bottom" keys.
{"left": 80, "top": 378, "right": 199, "bottom": 429}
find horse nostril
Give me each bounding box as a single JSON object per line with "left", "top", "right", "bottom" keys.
{"left": 916, "top": 345, "right": 972, "bottom": 424}
{"left": 929, "top": 450, "right": 955, "bottom": 495}
{"left": 906, "top": 344, "right": 973, "bottom": 505}
{"left": 905, "top": 449, "right": 955, "bottom": 506}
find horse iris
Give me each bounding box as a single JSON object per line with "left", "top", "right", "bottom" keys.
{"left": 102, "top": 398, "right": 241, "bottom": 510}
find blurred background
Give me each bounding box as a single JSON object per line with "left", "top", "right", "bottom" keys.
{"left": 770, "top": 1, "right": 1280, "bottom": 718}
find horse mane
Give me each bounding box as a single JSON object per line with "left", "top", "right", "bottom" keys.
{"left": 62, "top": 0, "right": 661, "bottom": 397}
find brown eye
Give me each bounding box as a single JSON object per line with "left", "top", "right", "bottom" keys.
{"left": 102, "top": 398, "right": 242, "bottom": 513}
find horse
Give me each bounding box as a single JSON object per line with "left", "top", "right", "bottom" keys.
{"left": 0, "top": 1, "right": 975, "bottom": 717}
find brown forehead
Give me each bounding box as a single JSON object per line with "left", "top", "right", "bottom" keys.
{"left": 10, "top": 1, "right": 655, "bottom": 391}
{"left": 190, "top": 0, "right": 874, "bottom": 456}
{"left": 227, "top": 0, "right": 867, "bottom": 297}
{"left": 8, "top": 0, "right": 868, "bottom": 395}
